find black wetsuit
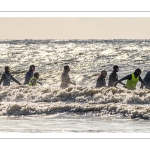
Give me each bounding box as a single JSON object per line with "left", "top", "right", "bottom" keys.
{"left": 141, "top": 71, "right": 150, "bottom": 88}
{"left": 96, "top": 75, "right": 106, "bottom": 88}
{"left": 108, "top": 71, "right": 118, "bottom": 87}
{"left": 0, "top": 72, "right": 21, "bottom": 86}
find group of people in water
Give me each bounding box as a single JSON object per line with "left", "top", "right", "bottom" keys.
{"left": 60, "top": 65, "right": 150, "bottom": 90}
{"left": 95, "top": 65, "right": 150, "bottom": 90}
{"left": 0, "top": 65, "right": 42, "bottom": 87}
{"left": 0, "top": 64, "right": 150, "bottom": 90}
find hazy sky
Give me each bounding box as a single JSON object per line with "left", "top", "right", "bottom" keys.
{"left": 0, "top": 18, "right": 150, "bottom": 39}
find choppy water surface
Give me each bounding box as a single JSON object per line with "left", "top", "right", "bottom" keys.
{"left": 0, "top": 39, "right": 150, "bottom": 132}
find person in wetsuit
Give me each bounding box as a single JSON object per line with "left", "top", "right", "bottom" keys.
{"left": 108, "top": 65, "right": 125, "bottom": 87}
{"left": 96, "top": 70, "right": 107, "bottom": 88}
{"left": 28, "top": 72, "right": 42, "bottom": 86}
{"left": 24, "top": 65, "right": 35, "bottom": 85}
{"left": 60, "top": 65, "right": 75, "bottom": 89}
{"left": 141, "top": 71, "right": 150, "bottom": 89}
{"left": 108, "top": 65, "right": 119, "bottom": 87}
{"left": 114, "top": 68, "right": 149, "bottom": 90}
{"left": 0, "top": 66, "right": 22, "bottom": 86}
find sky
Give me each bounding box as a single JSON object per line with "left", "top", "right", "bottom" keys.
{"left": 0, "top": 18, "right": 150, "bottom": 39}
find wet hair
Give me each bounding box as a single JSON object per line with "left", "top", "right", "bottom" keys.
{"left": 5, "top": 66, "right": 9, "bottom": 73}
{"left": 113, "top": 65, "right": 119, "bottom": 70}
{"left": 30, "top": 65, "right": 35, "bottom": 70}
{"left": 64, "top": 65, "right": 69, "bottom": 71}
{"left": 34, "top": 72, "right": 39, "bottom": 78}
{"left": 5, "top": 66, "right": 9, "bottom": 72}
{"left": 135, "top": 68, "right": 141, "bottom": 74}
{"left": 101, "top": 70, "right": 107, "bottom": 75}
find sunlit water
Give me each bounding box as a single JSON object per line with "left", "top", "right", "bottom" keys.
{"left": 0, "top": 39, "right": 150, "bottom": 132}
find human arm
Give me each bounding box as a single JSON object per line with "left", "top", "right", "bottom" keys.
{"left": 65, "top": 74, "right": 76, "bottom": 85}
{"left": 114, "top": 75, "right": 131, "bottom": 87}
{"left": 37, "top": 81, "right": 42, "bottom": 85}
{"left": 69, "top": 80, "right": 76, "bottom": 85}
{"left": 11, "top": 75, "right": 22, "bottom": 85}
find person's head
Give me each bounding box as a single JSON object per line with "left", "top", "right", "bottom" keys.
{"left": 5, "top": 66, "right": 10, "bottom": 73}
{"left": 101, "top": 70, "right": 107, "bottom": 77}
{"left": 64, "top": 65, "right": 70, "bottom": 72}
{"left": 30, "top": 65, "right": 35, "bottom": 72}
{"left": 134, "top": 68, "right": 142, "bottom": 76}
{"left": 113, "top": 65, "right": 119, "bottom": 72}
{"left": 34, "top": 72, "right": 39, "bottom": 79}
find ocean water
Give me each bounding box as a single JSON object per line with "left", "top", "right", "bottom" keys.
{"left": 0, "top": 39, "right": 150, "bottom": 133}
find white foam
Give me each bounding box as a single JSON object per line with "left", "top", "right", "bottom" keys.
{"left": 0, "top": 40, "right": 150, "bottom": 120}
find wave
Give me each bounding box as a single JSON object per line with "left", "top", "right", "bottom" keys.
{"left": 0, "top": 85, "right": 150, "bottom": 119}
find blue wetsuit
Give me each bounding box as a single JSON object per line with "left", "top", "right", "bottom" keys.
{"left": 24, "top": 70, "right": 34, "bottom": 85}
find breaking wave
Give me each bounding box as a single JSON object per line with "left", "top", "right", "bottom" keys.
{"left": 1, "top": 85, "right": 150, "bottom": 119}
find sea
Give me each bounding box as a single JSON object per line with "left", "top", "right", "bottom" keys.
{"left": 0, "top": 39, "right": 150, "bottom": 133}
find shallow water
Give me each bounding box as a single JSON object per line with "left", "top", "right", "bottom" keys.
{"left": 0, "top": 115, "right": 150, "bottom": 133}
{"left": 0, "top": 39, "right": 150, "bottom": 132}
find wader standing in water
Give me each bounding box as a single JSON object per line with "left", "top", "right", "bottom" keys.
{"left": 60, "top": 65, "right": 75, "bottom": 89}
{"left": 24, "top": 65, "right": 35, "bottom": 85}
{"left": 108, "top": 65, "right": 125, "bottom": 87}
{"left": 96, "top": 70, "right": 107, "bottom": 88}
{"left": 0, "top": 66, "right": 22, "bottom": 86}
{"left": 28, "top": 72, "right": 42, "bottom": 86}
{"left": 114, "top": 68, "right": 149, "bottom": 90}
{"left": 141, "top": 71, "right": 150, "bottom": 89}
{"left": 108, "top": 65, "right": 119, "bottom": 87}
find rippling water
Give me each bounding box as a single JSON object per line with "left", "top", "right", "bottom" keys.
{"left": 0, "top": 39, "right": 150, "bottom": 132}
